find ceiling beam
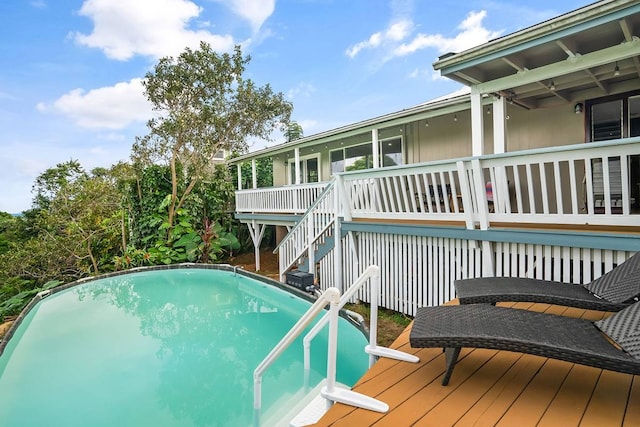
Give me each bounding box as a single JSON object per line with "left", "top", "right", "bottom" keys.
{"left": 452, "top": 71, "right": 482, "bottom": 85}
{"left": 472, "top": 37, "right": 640, "bottom": 94}
{"left": 619, "top": 18, "right": 640, "bottom": 79}
{"left": 555, "top": 40, "right": 578, "bottom": 58}
{"left": 501, "top": 57, "right": 526, "bottom": 72}
{"left": 582, "top": 67, "right": 608, "bottom": 94}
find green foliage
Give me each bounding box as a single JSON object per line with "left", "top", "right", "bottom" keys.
{"left": 127, "top": 164, "right": 174, "bottom": 247}
{"left": 0, "top": 43, "right": 290, "bottom": 320}
{"left": 31, "top": 159, "right": 86, "bottom": 211}
{"left": 113, "top": 247, "right": 153, "bottom": 270}
{"left": 285, "top": 121, "right": 304, "bottom": 142}
{"left": 238, "top": 157, "right": 273, "bottom": 189}
{"left": 0, "top": 212, "right": 19, "bottom": 255}
{"left": 132, "top": 42, "right": 292, "bottom": 234}
{"left": 0, "top": 280, "right": 62, "bottom": 322}
{"left": 134, "top": 194, "right": 239, "bottom": 266}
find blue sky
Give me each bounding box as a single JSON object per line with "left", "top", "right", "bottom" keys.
{"left": 0, "top": 0, "right": 589, "bottom": 213}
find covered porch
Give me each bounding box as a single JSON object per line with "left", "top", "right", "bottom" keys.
{"left": 229, "top": 1, "right": 640, "bottom": 281}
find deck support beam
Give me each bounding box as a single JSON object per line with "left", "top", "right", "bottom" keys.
{"left": 247, "top": 220, "right": 266, "bottom": 271}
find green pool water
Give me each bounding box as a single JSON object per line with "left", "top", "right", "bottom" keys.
{"left": 0, "top": 268, "right": 369, "bottom": 427}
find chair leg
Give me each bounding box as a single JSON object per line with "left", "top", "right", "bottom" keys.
{"left": 442, "top": 347, "right": 461, "bottom": 386}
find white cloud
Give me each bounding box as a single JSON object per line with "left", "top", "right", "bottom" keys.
{"left": 394, "top": 10, "right": 502, "bottom": 56}
{"left": 287, "top": 82, "right": 316, "bottom": 100}
{"left": 408, "top": 68, "right": 429, "bottom": 79}
{"left": 217, "top": 0, "right": 275, "bottom": 32}
{"left": 346, "top": 20, "right": 413, "bottom": 58}
{"left": 73, "top": 0, "right": 235, "bottom": 60}
{"left": 38, "top": 78, "right": 151, "bottom": 129}
{"left": 30, "top": 1, "right": 47, "bottom": 9}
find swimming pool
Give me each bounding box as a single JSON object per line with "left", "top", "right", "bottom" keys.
{"left": 0, "top": 266, "right": 370, "bottom": 427}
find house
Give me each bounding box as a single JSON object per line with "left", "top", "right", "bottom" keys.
{"left": 229, "top": 0, "right": 640, "bottom": 316}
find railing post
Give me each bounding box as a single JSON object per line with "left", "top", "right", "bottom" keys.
{"left": 334, "top": 176, "right": 344, "bottom": 293}
{"left": 470, "top": 159, "right": 495, "bottom": 276}
{"left": 457, "top": 160, "right": 475, "bottom": 230}
{"left": 364, "top": 267, "right": 420, "bottom": 366}
{"left": 307, "top": 212, "right": 315, "bottom": 275}
{"left": 337, "top": 174, "right": 352, "bottom": 222}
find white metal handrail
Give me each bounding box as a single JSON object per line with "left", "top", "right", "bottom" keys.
{"left": 303, "top": 265, "right": 419, "bottom": 371}
{"left": 252, "top": 286, "right": 388, "bottom": 426}
{"left": 275, "top": 179, "right": 337, "bottom": 278}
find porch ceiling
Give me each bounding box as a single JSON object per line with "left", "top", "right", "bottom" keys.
{"left": 435, "top": 0, "right": 640, "bottom": 109}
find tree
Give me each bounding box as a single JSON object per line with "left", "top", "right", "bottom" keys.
{"left": 34, "top": 162, "right": 124, "bottom": 275}
{"left": 285, "top": 121, "right": 304, "bottom": 142}
{"left": 32, "top": 159, "right": 86, "bottom": 211}
{"left": 132, "top": 42, "right": 292, "bottom": 235}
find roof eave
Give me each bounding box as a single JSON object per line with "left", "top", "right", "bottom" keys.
{"left": 229, "top": 92, "right": 472, "bottom": 164}
{"left": 433, "top": 0, "right": 636, "bottom": 74}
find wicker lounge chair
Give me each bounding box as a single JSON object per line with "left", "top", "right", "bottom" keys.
{"left": 410, "top": 302, "right": 640, "bottom": 385}
{"left": 454, "top": 252, "right": 640, "bottom": 311}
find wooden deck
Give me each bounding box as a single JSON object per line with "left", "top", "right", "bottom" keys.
{"left": 310, "top": 301, "right": 640, "bottom": 426}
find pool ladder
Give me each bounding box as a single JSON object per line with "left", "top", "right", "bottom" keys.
{"left": 252, "top": 265, "right": 419, "bottom": 426}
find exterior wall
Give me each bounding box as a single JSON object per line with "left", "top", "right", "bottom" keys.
{"left": 273, "top": 157, "right": 287, "bottom": 186}
{"left": 267, "top": 102, "right": 585, "bottom": 189}
{"left": 506, "top": 103, "right": 586, "bottom": 150}
{"left": 405, "top": 113, "right": 475, "bottom": 163}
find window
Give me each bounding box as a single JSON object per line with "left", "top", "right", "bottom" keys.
{"left": 345, "top": 144, "right": 373, "bottom": 171}
{"left": 630, "top": 95, "right": 640, "bottom": 137}
{"left": 330, "top": 150, "right": 344, "bottom": 174}
{"left": 587, "top": 91, "right": 640, "bottom": 211}
{"left": 382, "top": 138, "right": 403, "bottom": 166}
{"left": 330, "top": 137, "right": 403, "bottom": 174}
{"left": 288, "top": 155, "right": 320, "bottom": 184}
{"left": 587, "top": 91, "right": 640, "bottom": 141}
{"left": 591, "top": 100, "right": 622, "bottom": 141}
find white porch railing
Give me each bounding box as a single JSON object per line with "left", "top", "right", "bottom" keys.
{"left": 236, "top": 138, "right": 640, "bottom": 313}
{"left": 236, "top": 182, "right": 328, "bottom": 214}
{"left": 342, "top": 137, "right": 640, "bottom": 227}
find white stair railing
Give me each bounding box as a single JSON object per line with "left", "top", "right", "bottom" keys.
{"left": 275, "top": 179, "right": 337, "bottom": 279}
{"left": 253, "top": 286, "right": 388, "bottom": 427}
{"left": 303, "top": 265, "right": 419, "bottom": 372}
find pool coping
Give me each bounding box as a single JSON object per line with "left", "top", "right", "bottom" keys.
{"left": 0, "top": 263, "right": 369, "bottom": 357}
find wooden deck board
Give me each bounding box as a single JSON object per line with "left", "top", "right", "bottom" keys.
{"left": 412, "top": 350, "right": 522, "bottom": 426}
{"left": 454, "top": 353, "right": 544, "bottom": 427}
{"left": 309, "top": 302, "right": 639, "bottom": 427}
{"left": 495, "top": 358, "right": 573, "bottom": 426}
{"left": 536, "top": 364, "right": 601, "bottom": 427}
{"left": 580, "top": 371, "right": 633, "bottom": 427}
{"left": 623, "top": 377, "right": 640, "bottom": 426}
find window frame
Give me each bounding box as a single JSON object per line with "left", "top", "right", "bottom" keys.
{"left": 287, "top": 153, "right": 321, "bottom": 185}
{"left": 329, "top": 135, "right": 404, "bottom": 175}
{"left": 586, "top": 90, "right": 640, "bottom": 142}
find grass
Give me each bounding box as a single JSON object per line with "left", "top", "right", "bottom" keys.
{"left": 344, "top": 302, "right": 413, "bottom": 347}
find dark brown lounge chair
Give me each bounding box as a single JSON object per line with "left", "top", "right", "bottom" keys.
{"left": 410, "top": 302, "right": 640, "bottom": 385}
{"left": 454, "top": 251, "right": 640, "bottom": 311}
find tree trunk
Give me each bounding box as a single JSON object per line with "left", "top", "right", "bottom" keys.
{"left": 168, "top": 150, "right": 179, "bottom": 237}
